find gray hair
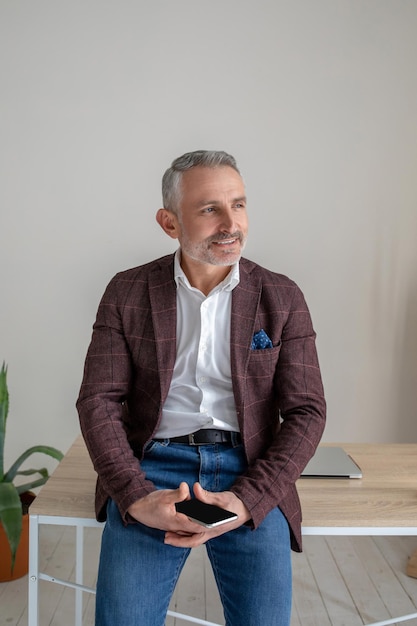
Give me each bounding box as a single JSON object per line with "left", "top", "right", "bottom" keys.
{"left": 162, "top": 150, "right": 240, "bottom": 214}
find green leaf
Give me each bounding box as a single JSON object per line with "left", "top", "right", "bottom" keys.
{"left": 16, "top": 476, "right": 50, "bottom": 494}
{"left": 0, "top": 363, "right": 9, "bottom": 481}
{"left": 13, "top": 467, "right": 50, "bottom": 494}
{"left": 16, "top": 467, "right": 49, "bottom": 478}
{"left": 0, "top": 482, "right": 22, "bottom": 572}
{"left": 4, "top": 446, "right": 63, "bottom": 482}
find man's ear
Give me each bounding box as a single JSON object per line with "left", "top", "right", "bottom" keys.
{"left": 156, "top": 208, "right": 180, "bottom": 239}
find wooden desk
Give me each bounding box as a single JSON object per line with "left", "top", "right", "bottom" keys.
{"left": 30, "top": 435, "right": 96, "bottom": 521}
{"left": 298, "top": 443, "right": 417, "bottom": 534}
{"left": 28, "top": 438, "right": 417, "bottom": 626}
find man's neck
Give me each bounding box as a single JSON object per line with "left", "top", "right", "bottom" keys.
{"left": 179, "top": 256, "right": 233, "bottom": 296}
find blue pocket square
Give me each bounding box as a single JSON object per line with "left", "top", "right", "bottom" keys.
{"left": 251, "top": 329, "right": 273, "bottom": 350}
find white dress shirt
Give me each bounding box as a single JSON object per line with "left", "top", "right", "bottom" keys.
{"left": 155, "top": 250, "right": 240, "bottom": 438}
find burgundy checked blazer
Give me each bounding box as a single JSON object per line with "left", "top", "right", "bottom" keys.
{"left": 77, "top": 254, "right": 326, "bottom": 551}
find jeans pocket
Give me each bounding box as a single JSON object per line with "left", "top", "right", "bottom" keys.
{"left": 143, "top": 439, "right": 169, "bottom": 456}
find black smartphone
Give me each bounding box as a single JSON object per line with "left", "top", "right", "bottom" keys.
{"left": 175, "top": 499, "right": 238, "bottom": 528}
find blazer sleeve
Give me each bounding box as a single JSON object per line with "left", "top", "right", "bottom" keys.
{"left": 76, "top": 274, "right": 156, "bottom": 521}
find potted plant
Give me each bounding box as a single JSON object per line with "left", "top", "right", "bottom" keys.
{"left": 0, "top": 362, "right": 63, "bottom": 580}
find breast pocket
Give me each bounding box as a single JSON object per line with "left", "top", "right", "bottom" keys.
{"left": 247, "top": 341, "right": 282, "bottom": 378}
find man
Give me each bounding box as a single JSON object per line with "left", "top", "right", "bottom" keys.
{"left": 77, "top": 150, "right": 326, "bottom": 625}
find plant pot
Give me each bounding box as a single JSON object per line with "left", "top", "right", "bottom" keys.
{"left": 0, "top": 491, "right": 36, "bottom": 582}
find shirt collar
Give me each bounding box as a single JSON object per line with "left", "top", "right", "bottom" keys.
{"left": 174, "top": 249, "right": 240, "bottom": 293}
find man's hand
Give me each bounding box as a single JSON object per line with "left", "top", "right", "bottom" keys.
{"left": 127, "top": 481, "right": 206, "bottom": 537}
{"left": 164, "top": 482, "right": 251, "bottom": 548}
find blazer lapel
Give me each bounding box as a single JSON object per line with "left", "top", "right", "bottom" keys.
{"left": 231, "top": 259, "right": 261, "bottom": 414}
{"left": 148, "top": 256, "right": 177, "bottom": 404}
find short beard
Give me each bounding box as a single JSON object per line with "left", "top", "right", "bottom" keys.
{"left": 181, "top": 231, "right": 247, "bottom": 267}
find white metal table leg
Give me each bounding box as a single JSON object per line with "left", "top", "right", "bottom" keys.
{"left": 28, "top": 514, "right": 40, "bottom": 626}
{"left": 365, "top": 612, "right": 417, "bottom": 625}
{"left": 75, "top": 525, "right": 84, "bottom": 626}
{"left": 166, "top": 611, "right": 222, "bottom": 625}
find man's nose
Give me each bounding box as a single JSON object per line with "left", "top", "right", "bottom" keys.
{"left": 219, "top": 209, "right": 236, "bottom": 232}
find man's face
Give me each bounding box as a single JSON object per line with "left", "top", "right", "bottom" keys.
{"left": 175, "top": 166, "right": 248, "bottom": 268}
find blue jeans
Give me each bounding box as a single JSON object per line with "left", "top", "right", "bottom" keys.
{"left": 95, "top": 440, "right": 292, "bottom": 626}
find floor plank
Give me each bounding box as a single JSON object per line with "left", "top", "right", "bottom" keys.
{"left": 327, "top": 536, "right": 391, "bottom": 624}
{"left": 302, "top": 536, "right": 364, "bottom": 625}
{"left": 352, "top": 536, "right": 417, "bottom": 622}
{"left": 291, "top": 547, "right": 332, "bottom": 626}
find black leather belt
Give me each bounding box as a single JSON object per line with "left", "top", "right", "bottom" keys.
{"left": 155, "top": 428, "right": 241, "bottom": 446}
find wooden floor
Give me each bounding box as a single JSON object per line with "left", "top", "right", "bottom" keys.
{"left": 1, "top": 526, "right": 417, "bottom": 625}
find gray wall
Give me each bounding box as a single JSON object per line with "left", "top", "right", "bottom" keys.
{"left": 1, "top": 1, "right": 417, "bottom": 470}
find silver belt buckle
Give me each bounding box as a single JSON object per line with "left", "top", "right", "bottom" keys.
{"left": 188, "top": 432, "right": 197, "bottom": 445}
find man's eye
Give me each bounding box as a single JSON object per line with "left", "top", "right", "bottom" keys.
{"left": 203, "top": 207, "right": 215, "bottom": 213}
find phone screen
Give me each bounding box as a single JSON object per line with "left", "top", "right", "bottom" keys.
{"left": 175, "top": 499, "right": 238, "bottom": 528}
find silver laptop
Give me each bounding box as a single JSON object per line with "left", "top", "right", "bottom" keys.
{"left": 301, "top": 446, "right": 362, "bottom": 479}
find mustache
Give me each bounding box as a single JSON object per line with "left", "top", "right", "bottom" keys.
{"left": 207, "top": 232, "right": 245, "bottom": 243}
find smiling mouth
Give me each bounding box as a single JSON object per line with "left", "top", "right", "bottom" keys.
{"left": 210, "top": 232, "right": 242, "bottom": 246}
{"left": 213, "top": 238, "right": 238, "bottom": 245}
